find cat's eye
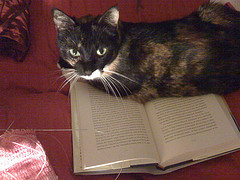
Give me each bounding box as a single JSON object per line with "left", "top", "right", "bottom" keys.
{"left": 96, "top": 47, "right": 107, "bottom": 56}
{"left": 69, "top": 49, "right": 80, "bottom": 57}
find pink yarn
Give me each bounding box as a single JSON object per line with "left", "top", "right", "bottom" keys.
{"left": 0, "top": 129, "right": 58, "bottom": 180}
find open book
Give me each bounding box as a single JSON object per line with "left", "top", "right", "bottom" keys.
{"left": 71, "top": 82, "right": 240, "bottom": 175}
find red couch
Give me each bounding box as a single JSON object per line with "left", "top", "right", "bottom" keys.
{"left": 1, "top": 0, "right": 240, "bottom": 179}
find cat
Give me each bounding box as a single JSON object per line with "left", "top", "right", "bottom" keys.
{"left": 52, "top": 2, "right": 240, "bottom": 103}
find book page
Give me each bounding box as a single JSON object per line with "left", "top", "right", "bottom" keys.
{"left": 71, "top": 83, "right": 81, "bottom": 173}
{"left": 145, "top": 94, "right": 240, "bottom": 167}
{"left": 73, "top": 82, "right": 159, "bottom": 170}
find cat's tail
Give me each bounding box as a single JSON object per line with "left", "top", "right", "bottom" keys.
{"left": 198, "top": 2, "right": 240, "bottom": 28}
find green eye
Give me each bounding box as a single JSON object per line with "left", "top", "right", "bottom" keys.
{"left": 69, "top": 49, "right": 80, "bottom": 57}
{"left": 96, "top": 47, "right": 107, "bottom": 56}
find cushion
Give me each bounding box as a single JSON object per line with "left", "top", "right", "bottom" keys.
{"left": 0, "top": 0, "right": 31, "bottom": 61}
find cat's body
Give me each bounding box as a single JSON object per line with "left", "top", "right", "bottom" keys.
{"left": 52, "top": 3, "right": 240, "bottom": 103}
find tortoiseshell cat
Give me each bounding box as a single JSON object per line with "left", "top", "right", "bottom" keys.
{"left": 52, "top": 3, "right": 240, "bottom": 103}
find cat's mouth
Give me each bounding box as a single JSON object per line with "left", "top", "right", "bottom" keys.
{"left": 79, "top": 69, "right": 102, "bottom": 80}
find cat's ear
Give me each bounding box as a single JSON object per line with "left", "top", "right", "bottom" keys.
{"left": 98, "top": 6, "right": 119, "bottom": 27}
{"left": 51, "top": 8, "right": 76, "bottom": 32}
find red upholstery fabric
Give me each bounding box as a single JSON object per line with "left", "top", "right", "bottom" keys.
{"left": 0, "top": 0, "right": 240, "bottom": 179}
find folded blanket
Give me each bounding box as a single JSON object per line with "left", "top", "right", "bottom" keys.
{"left": 0, "top": 129, "right": 58, "bottom": 180}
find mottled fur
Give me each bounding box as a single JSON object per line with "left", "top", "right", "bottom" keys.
{"left": 52, "top": 3, "right": 240, "bottom": 103}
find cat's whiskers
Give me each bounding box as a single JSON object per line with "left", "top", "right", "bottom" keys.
{"left": 106, "top": 75, "right": 132, "bottom": 97}
{"left": 70, "top": 72, "right": 81, "bottom": 91}
{"left": 103, "top": 69, "right": 152, "bottom": 91}
{"left": 103, "top": 69, "right": 139, "bottom": 85}
{"left": 55, "top": 68, "right": 75, "bottom": 81}
{"left": 58, "top": 70, "right": 77, "bottom": 91}
{"left": 60, "top": 69, "right": 76, "bottom": 78}
{"left": 100, "top": 75, "right": 121, "bottom": 102}
{"left": 49, "top": 69, "right": 63, "bottom": 76}
{"left": 49, "top": 68, "right": 74, "bottom": 85}
{"left": 56, "top": 68, "right": 133, "bottom": 101}
{"left": 104, "top": 75, "right": 123, "bottom": 102}
{"left": 62, "top": 73, "right": 77, "bottom": 89}
{"left": 98, "top": 76, "right": 110, "bottom": 95}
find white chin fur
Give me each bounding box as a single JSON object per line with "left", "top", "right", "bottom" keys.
{"left": 80, "top": 69, "right": 102, "bottom": 80}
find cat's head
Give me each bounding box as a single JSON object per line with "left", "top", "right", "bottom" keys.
{"left": 52, "top": 6, "right": 120, "bottom": 80}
